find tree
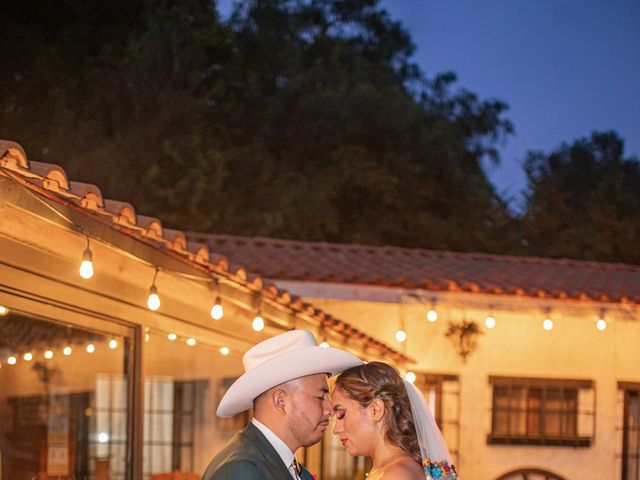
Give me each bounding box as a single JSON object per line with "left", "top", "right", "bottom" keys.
{"left": 522, "top": 131, "right": 640, "bottom": 264}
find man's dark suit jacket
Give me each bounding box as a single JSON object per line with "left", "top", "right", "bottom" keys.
{"left": 203, "top": 423, "right": 315, "bottom": 480}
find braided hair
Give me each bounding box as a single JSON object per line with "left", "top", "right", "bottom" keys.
{"left": 334, "top": 362, "right": 421, "bottom": 464}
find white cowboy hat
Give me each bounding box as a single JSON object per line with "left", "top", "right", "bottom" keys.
{"left": 217, "top": 330, "right": 362, "bottom": 417}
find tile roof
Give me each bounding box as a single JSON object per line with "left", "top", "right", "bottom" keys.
{"left": 0, "top": 140, "right": 410, "bottom": 363}
{"left": 189, "top": 234, "right": 640, "bottom": 305}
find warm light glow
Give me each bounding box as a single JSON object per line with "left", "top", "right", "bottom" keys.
{"left": 44, "top": 350, "right": 54, "bottom": 359}
{"left": 252, "top": 316, "right": 265, "bottom": 331}
{"left": 63, "top": 346, "right": 72, "bottom": 356}
{"left": 108, "top": 339, "right": 118, "bottom": 349}
{"left": 23, "top": 352, "right": 33, "bottom": 361}
{"left": 167, "top": 333, "right": 177, "bottom": 341}
{"left": 147, "top": 286, "right": 160, "bottom": 311}
{"left": 79, "top": 246, "right": 94, "bottom": 279}
{"left": 187, "top": 337, "right": 196, "bottom": 346}
{"left": 7, "top": 356, "right": 17, "bottom": 365}
{"left": 405, "top": 371, "right": 417, "bottom": 383}
{"left": 395, "top": 329, "right": 407, "bottom": 342}
{"left": 485, "top": 315, "right": 496, "bottom": 329}
{"left": 319, "top": 341, "right": 330, "bottom": 349}
{"left": 86, "top": 344, "right": 95, "bottom": 353}
{"left": 427, "top": 309, "right": 438, "bottom": 322}
{"left": 220, "top": 346, "right": 230, "bottom": 356}
{"left": 543, "top": 318, "right": 554, "bottom": 331}
{"left": 596, "top": 319, "right": 607, "bottom": 331}
{"left": 0, "top": 305, "right": 8, "bottom": 316}
{"left": 145, "top": 332, "right": 150, "bottom": 343}
{"left": 98, "top": 432, "right": 109, "bottom": 443}
{"left": 211, "top": 296, "right": 224, "bottom": 320}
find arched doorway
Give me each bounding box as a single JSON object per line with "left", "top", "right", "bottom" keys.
{"left": 497, "top": 468, "right": 567, "bottom": 480}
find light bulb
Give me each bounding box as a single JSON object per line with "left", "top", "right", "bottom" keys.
{"left": 23, "top": 352, "right": 33, "bottom": 361}
{"left": 86, "top": 344, "right": 95, "bottom": 353}
{"left": 596, "top": 319, "right": 607, "bottom": 331}
{"left": 405, "top": 371, "right": 416, "bottom": 383}
{"left": 63, "top": 346, "right": 72, "bottom": 356}
{"left": 187, "top": 337, "right": 196, "bottom": 346}
{"left": 220, "top": 346, "right": 230, "bottom": 356}
{"left": 485, "top": 315, "right": 496, "bottom": 329}
{"left": 543, "top": 318, "right": 553, "bottom": 331}
{"left": 98, "top": 432, "right": 109, "bottom": 443}
{"left": 395, "top": 329, "right": 407, "bottom": 342}
{"left": 7, "top": 356, "right": 17, "bottom": 365}
{"left": 44, "top": 350, "right": 54, "bottom": 359}
{"left": 252, "top": 316, "right": 264, "bottom": 332}
{"left": 145, "top": 332, "right": 150, "bottom": 343}
{"left": 427, "top": 309, "right": 438, "bottom": 322}
{"left": 79, "top": 247, "right": 94, "bottom": 279}
{"left": 108, "top": 339, "right": 118, "bottom": 349}
{"left": 147, "top": 286, "right": 160, "bottom": 311}
{"left": 211, "top": 296, "right": 224, "bottom": 320}
{"left": 167, "top": 333, "right": 177, "bottom": 341}
{"left": 0, "top": 305, "right": 8, "bottom": 316}
{"left": 319, "top": 341, "right": 330, "bottom": 349}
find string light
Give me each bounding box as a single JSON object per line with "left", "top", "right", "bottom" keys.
{"left": 405, "top": 371, "right": 417, "bottom": 384}
{"left": 79, "top": 236, "right": 94, "bottom": 279}
{"left": 211, "top": 279, "right": 224, "bottom": 320}
{"left": 167, "top": 333, "right": 177, "bottom": 341}
{"left": 44, "top": 350, "right": 54, "bottom": 359}
{"left": 7, "top": 356, "right": 17, "bottom": 365}
{"left": 485, "top": 315, "right": 496, "bottom": 329}
{"left": 252, "top": 315, "right": 265, "bottom": 332}
{"left": 220, "top": 346, "right": 230, "bottom": 356}
{"left": 147, "top": 268, "right": 161, "bottom": 311}
{"left": 187, "top": 337, "right": 197, "bottom": 346}
{"left": 597, "top": 308, "right": 607, "bottom": 331}
{"left": 427, "top": 309, "right": 438, "bottom": 322}
{"left": 0, "top": 305, "right": 8, "bottom": 316}
{"left": 108, "top": 338, "right": 118, "bottom": 349}
{"left": 319, "top": 340, "right": 330, "bottom": 349}
{"left": 395, "top": 328, "right": 407, "bottom": 343}
{"left": 23, "top": 352, "right": 33, "bottom": 361}
{"left": 86, "top": 344, "right": 95, "bottom": 353}
{"left": 63, "top": 346, "right": 72, "bottom": 356}
{"left": 543, "top": 317, "right": 554, "bottom": 331}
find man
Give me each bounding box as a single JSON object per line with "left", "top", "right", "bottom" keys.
{"left": 203, "top": 329, "right": 362, "bottom": 480}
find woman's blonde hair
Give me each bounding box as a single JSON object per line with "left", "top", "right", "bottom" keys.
{"left": 335, "top": 362, "right": 421, "bottom": 463}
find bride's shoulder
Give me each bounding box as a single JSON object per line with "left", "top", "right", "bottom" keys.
{"left": 381, "top": 459, "right": 424, "bottom": 480}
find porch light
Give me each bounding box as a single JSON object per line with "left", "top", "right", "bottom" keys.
{"left": 211, "top": 295, "right": 224, "bottom": 320}
{"left": 543, "top": 318, "right": 553, "bottom": 331}
{"left": 485, "top": 315, "right": 496, "bottom": 329}
{"left": 7, "top": 356, "right": 17, "bottom": 365}
{"left": 220, "top": 346, "right": 230, "bottom": 356}
{"left": 86, "top": 344, "right": 95, "bottom": 353}
{"left": 0, "top": 305, "right": 8, "bottom": 316}
{"left": 405, "top": 371, "right": 416, "bottom": 384}
{"left": 395, "top": 329, "right": 407, "bottom": 343}
{"left": 147, "top": 268, "right": 161, "bottom": 311}
{"left": 596, "top": 318, "right": 607, "bottom": 331}
{"left": 23, "top": 352, "right": 33, "bottom": 361}
{"left": 252, "top": 315, "right": 264, "bottom": 332}
{"left": 108, "top": 338, "right": 118, "bottom": 349}
{"left": 187, "top": 337, "right": 196, "bottom": 346}
{"left": 63, "top": 346, "right": 72, "bottom": 356}
{"left": 79, "top": 237, "right": 94, "bottom": 279}
{"left": 167, "top": 333, "right": 177, "bottom": 341}
{"left": 44, "top": 350, "right": 54, "bottom": 359}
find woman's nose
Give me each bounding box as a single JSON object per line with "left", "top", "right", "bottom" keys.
{"left": 332, "top": 420, "right": 343, "bottom": 435}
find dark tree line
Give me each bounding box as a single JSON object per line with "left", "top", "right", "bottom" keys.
{"left": 1, "top": 0, "right": 638, "bottom": 264}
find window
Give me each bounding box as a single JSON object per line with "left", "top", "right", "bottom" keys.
{"left": 488, "top": 376, "right": 594, "bottom": 446}
{"left": 619, "top": 382, "right": 640, "bottom": 480}
{"left": 496, "top": 467, "right": 567, "bottom": 480}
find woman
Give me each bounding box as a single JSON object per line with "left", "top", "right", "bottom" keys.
{"left": 332, "top": 362, "right": 457, "bottom": 480}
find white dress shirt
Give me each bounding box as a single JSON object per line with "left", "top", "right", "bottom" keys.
{"left": 251, "top": 418, "right": 300, "bottom": 479}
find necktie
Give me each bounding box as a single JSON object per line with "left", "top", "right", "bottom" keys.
{"left": 289, "top": 458, "right": 301, "bottom": 480}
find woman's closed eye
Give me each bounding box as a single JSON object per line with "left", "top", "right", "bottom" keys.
{"left": 335, "top": 409, "right": 346, "bottom": 420}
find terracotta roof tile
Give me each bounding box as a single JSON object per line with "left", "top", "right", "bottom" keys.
{"left": 190, "top": 234, "right": 640, "bottom": 305}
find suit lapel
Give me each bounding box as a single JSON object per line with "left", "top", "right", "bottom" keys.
{"left": 243, "top": 423, "right": 294, "bottom": 479}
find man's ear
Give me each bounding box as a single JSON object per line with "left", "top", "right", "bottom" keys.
{"left": 369, "top": 398, "right": 386, "bottom": 423}
{"left": 272, "top": 388, "right": 288, "bottom": 415}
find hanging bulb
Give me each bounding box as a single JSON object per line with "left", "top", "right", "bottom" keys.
{"left": 186, "top": 337, "right": 196, "bottom": 346}
{"left": 596, "top": 318, "right": 607, "bottom": 331}
{"left": 63, "top": 346, "right": 73, "bottom": 356}
{"left": 44, "top": 350, "right": 54, "bottom": 359}
{"left": 395, "top": 329, "right": 407, "bottom": 343}
{"left": 543, "top": 318, "right": 554, "bottom": 331}
{"left": 147, "top": 285, "right": 161, "bottom": 311}
{"left": 405, "top": 371, "right": 417, "bottom": 384}
{"left": 485, "top": 315, "right": 496, "bottom": 329}
{"left": 427, "top": 309, "right": 438, "bottom": 322}
{"left": 211, "top": 295, "right": 224, "bottom": 320}
{"left": 79, "top": 243, "right": 94, "bottom": 279}
{"left": 0, "top": 305, "right": 9, "bottom": 316}
{"left": 252, "top": 315, "right": 264, "bottom": 332}
{"left": 23, "top": 352, "right": 33, "bottom": 361}
{"left": 167, "top": 333, "right": 177, "bottom": 341}
{"left": 108, "top": 338, "right": 118, "bottom": 349}
{"left": 86, "top": 344, "right": 95, "bottom": 353}
{"left": 220, "top": 346, "right": 230, "bottom": 356}
{"left": 319, "top": 341, "right": 330, "bottom": 349}
{"left": 7, "top": 355, "right": 17, "bottom": 365}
